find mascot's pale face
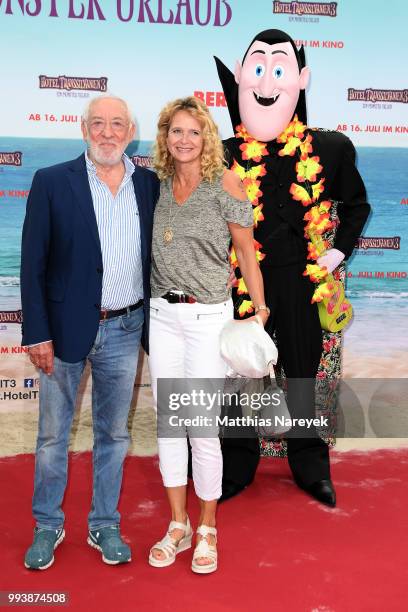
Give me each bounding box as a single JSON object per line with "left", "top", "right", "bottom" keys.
{"left": 235, "top": 41, "right": 310, "bottom": 141}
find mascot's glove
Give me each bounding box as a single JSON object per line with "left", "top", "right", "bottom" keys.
{"left": 317, "top": 248, "right": 345, "bottom": 274}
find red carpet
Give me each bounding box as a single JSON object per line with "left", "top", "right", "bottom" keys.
{"left": 1, "top": 450, "right": 407, "bottom": 611}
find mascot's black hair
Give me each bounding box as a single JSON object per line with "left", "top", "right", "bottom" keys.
{"left": 215, "top": 29, "right": 307, "bottom": 134}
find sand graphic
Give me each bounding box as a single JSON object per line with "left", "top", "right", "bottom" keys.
{"left": 1, "top": 326, "right": 407, "bottom": 458}
{"left": 0, "top": 329, "right": 157, "bottom": 457}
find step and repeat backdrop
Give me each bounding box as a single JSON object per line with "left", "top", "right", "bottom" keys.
{"left": 0, "top": 0, "right": 407, "bottom": 449}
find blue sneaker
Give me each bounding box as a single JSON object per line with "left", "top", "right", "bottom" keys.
{"left": 24, "top": 528, "right": 65, "bottom": 570}
{"left": 87, "top": 526, "right": 131, "bottom": 565}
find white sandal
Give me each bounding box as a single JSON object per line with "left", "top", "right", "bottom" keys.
{"left": 191, "top": 525, "right": 218, "bottom": 574}
{"left": 148, "top": 517, "right": 193, "bottom": 568}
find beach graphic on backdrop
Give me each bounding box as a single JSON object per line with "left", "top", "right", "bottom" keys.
{"left": 0, "top": 138, "right": 407, "bottom": 454}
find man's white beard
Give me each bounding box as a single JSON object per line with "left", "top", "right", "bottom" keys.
{"left": 88, "top": 141, "right": 124, "bottom": 167}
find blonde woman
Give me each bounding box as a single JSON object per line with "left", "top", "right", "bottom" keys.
{"left": 148, "top": 96, "right": 268, "bottom": 574}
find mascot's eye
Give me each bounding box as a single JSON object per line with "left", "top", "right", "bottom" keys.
{"left": 273, "top": 65, "right": 285, "bottom": 79}
{"left": 255, "top": 64, "right": 265, "bottom": 77}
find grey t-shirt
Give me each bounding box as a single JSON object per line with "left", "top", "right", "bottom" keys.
{"left": 151, "top": 175, "right": 253, "bottom": 304}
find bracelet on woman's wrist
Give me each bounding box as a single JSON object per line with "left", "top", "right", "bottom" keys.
{"left": 254, "top": 304, "right": 270, "bottom": 317}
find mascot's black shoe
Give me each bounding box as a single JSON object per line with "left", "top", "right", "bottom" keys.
{"left": 295, "top": 478, "right": 336, "bottom": 507}
{"left": 218, "top": 481, "right": 248, "bottom": 503}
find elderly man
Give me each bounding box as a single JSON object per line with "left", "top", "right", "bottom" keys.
{"left": 21, "top": 95, "right": 159, "bottom": 569}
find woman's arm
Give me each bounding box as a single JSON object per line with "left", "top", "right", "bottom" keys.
{"left": 223, "top": 170, "right": 269, "bottom": 326}
{"left": 228, "top": 223, "right": 269, "bottom": 326}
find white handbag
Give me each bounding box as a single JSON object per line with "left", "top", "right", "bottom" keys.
{"left": 220, "top": 319, "right": 291, "bottom": 437}
{"left": 219, "top": 319, "right": 278, "bottom": 378}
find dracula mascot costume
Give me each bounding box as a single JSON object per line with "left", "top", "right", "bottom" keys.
{"left": 215, "top": 29, "right": 370, "bottom": 506}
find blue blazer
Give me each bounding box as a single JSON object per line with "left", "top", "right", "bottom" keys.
{"left": 20, "top": 153, "right": 159, "bottom": 362}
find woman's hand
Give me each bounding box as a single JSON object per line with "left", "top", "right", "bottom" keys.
{"left": 238, "top": 310, "right": 269, "bottom": 328}
{"left": 255, "top": 310, "right": 269, "bottom": 327}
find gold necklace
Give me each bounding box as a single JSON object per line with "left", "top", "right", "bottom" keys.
{"left": 163, "top": 176, "right": 200, "bottom": 244}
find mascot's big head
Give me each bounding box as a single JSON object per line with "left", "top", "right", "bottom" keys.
{"left": 215, "top": 29, "right": 310, "bottom": 142}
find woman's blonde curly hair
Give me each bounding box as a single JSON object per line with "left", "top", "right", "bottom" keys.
{"left": 153, "top": 96, "right": 225, "bottom": 182}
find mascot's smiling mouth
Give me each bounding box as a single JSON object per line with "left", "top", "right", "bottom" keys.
{"left": 253, "top": 92, "right": 280, "bottom": 106}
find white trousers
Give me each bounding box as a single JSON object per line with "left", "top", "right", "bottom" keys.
{"left": 149, "top": 297, "right": 233, "bottom": 501}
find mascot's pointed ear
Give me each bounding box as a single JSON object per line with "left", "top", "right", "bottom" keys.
{"left": 214, "top": 55, "right": 241, "bottom": 130}
{"left": 299, "top": 66, "right": 311, "bottom": 90}
{"left": 298, "top": 44, "right": 306, "bottom": 68}
{"left": 234, "top": 60, "right": 242, "bottom": 85}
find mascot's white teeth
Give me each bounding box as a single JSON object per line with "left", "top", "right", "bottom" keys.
{"left": 254, "top": 92, "right": 280, "bottom": 106}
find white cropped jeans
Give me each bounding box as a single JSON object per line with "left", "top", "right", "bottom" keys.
{"left": 149, "top": 297, "right": 233, "bottom": 501}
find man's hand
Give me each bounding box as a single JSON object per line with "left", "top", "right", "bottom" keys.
{"left": 29, "top": 341, "right": 54, "bottom": 375}
{"left": 317, "top": 248, "right": 345, "bottom": 274}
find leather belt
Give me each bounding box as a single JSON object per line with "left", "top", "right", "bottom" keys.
{"left": 161, "top": 291, "right": 197, "bottom": 304}
{"left": 100, "top": 299, "right": 143, "bottom": 320}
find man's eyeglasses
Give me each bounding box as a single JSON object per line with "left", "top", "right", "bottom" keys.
{"left": 87, "top": 119, "right": 129, "bottom": 135}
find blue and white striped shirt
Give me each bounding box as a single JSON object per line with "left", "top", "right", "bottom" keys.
{"left": 85, "top": 151, "right": 143, "bottom": 310}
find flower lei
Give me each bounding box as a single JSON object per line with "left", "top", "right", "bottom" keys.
{"left": 231, "top": 115, "right": 338, "bottom": 315}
